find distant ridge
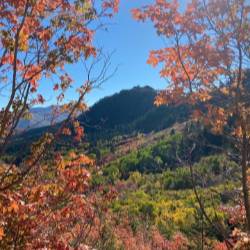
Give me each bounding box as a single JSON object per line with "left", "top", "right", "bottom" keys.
{"left": 17, "top": 106, "right": 68, "bottom": 130}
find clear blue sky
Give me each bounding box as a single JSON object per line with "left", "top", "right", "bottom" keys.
{"left": 39, "top": 0, "right": 166, "bottom": 107}
{"left": 85, "top": 0, "right": 167, "bottom": 105}
{"left": 1, "top": 1, "right": 189, "bottom": 108}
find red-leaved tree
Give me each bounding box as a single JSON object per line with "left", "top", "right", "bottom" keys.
{"left": 132, "top": 0, "right": 250, "bottom": 238}
{"left": 0, "top": 0, "right": 119, "bottom": 249}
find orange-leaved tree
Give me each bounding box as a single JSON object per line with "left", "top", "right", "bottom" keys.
{"left": 132, "top": 0, "right": 250, "bottom": 234}
{"left": 0, "top": 0, "right": 119, "bottom": 249}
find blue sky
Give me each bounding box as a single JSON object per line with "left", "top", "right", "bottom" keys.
{"left": 38, "top": 0, "right": 167, "bottom": 107}
{"left": 85, "top": 0, "right": 167, "bottom": 105}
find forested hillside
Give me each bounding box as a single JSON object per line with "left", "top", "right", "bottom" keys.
{"left": 1, "top": 0, "right": 250, "bottom": 249}
{"left": 5, "top": 86, "right": 189, "bottom": 158}
{"left": 81, "top": 86, "right": 189, "bottom": 138}
{"left": 3, "top": 84, "right": 240, "bottom": 249}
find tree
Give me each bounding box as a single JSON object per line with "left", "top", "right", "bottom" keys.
{"left": 132, "top": 0, "right": 250, "bottom": 234}
{"left": 0, "top": 0, "right": 119, "bottom": 248}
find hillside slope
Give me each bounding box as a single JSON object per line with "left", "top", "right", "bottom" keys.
{"left": 5, "top": 86, "right": 190, "bottom": 159}
{"left": 81, "top": 86, "right": 189, "bottom": 139}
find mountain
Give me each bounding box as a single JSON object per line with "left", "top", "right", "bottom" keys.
{"left": 80, "top": 86, "right": 156, "bottom": 129}
{"left": 5, "top": 86, "right": 190, "bottom": 158}
{"left": 16, "top": 86, "right": 162, "bottom": 131}
{"left": 17, "top": 86, "right": 189, "bottom": 135}
{"left": 17, "top": 106, "right": 68, "bottom": 130}
{"left": 80, "top": 86, "right": 190, "bottom": 139}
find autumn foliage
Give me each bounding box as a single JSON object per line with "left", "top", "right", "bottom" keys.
{"left": 0, "top": 0, "right": 120, "bottom": 249}
{"left": 133, "top": 0, "right": 250, "bottom": 246}
{"left": 1, "top": 0, "right": 250, "bottom": 249}
{"left": 132, "top": 0, "right": 250, "bottom": 132}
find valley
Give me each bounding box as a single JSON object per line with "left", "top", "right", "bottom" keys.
{"left": 3, "top": 86, "right": 241, "bottom": 249}
{"left": 1, "top": 1, "right": 249, "bottom": 248}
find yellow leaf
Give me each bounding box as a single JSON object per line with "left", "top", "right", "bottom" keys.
{"left": 19, "top": 29, "right": 29, "bottom": 51}
{"left": 78, "top": 154, "right": 94, "bottom": 165}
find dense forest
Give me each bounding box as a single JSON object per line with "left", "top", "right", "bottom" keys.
{"left": 0, "top": 0, "right": 250, "bottom": 250}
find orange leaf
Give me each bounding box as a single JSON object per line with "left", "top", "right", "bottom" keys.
{"left": 147, "top": 53, "right": 159, "bottom": 67}
{"left": 0, "top": 227, "right": 4, "bottom": 240}
{"left": 8, "top": 201, "right": 19, "bottom": 213}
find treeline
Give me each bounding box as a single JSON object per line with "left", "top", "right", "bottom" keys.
{"left": 97, "top": 127, "right": 232, "bottom": 182}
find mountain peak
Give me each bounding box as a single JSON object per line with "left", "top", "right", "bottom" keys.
{"left": 79, "top": 86, "right": 157, "bottom": 130}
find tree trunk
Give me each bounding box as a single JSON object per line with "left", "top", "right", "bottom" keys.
{"left": 241, "top": 133, "right": 250, "bottom": 232}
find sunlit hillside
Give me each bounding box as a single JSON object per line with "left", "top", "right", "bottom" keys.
{"left": 0, "top": 0, "right": 250, "bottom": 249}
